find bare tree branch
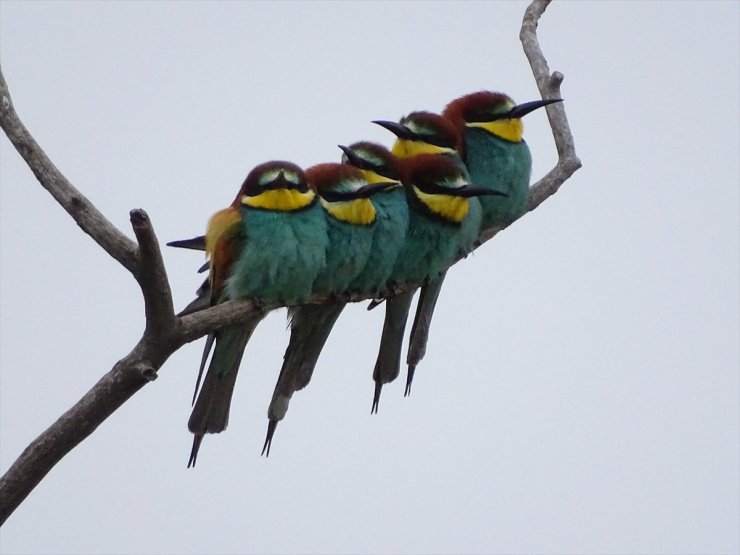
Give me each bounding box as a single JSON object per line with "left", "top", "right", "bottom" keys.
{"left": 521, "top": 0, "right": 582, "bottom": 210}
{"left": 130, "top": 209, "right": 178, "bottom": 342}
{"left": 0, "top": 67, "right": 139, "bottom": 274}
{"left": 0, "top": 0, "right": 580, "bottom": 526}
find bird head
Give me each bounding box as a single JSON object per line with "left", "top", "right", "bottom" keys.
{"left": 306, "top": 163, "right": 396, "bottom": 225}
{"left": 373, "top": 111, "right": 462, "bottom": 160}
{"left": 338, "top": 141, "right": 402, "bottom": 186}
{"left": 400, "top": 154, "right": 507, "bottom": 224}
{"left": 443, "top": 91, "right": 562, "bottom": 146}
{"left": 239, "top": 160, "right": 316, "bottom": 212}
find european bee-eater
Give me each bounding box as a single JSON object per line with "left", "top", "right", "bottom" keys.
{"left": 442, "top": 91, "right": 561, "bottom": 229}
{"left": 373, "top": 111, "right": 480, "bottom": 400}
{"left": 370, "top": 153, "right": 505, "bottom": 412}
{"left": 187, "top": 160, "right": 328, "bottom": 467}
{"left": 262, "top": 162, "right": 399, "bottom": 455}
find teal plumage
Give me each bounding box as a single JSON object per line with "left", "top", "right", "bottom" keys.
{"left": 228, "top": 203, "right": 328, "bottom": 304}
{"left": 263, "top": 162, "right": 398, "bottom": 455}
{"left": 309, "top": 167, "right": 377, "bottom": 295}
{"left": 371, "top": 154, "right": 505, "bottom": 411}
{"left": 188, "top": 160, "right": 328, "bottom": 467}
{"left": 463, "top": 126, "right": 531, "bottom": 226}
{"left": 342, "top": 143, "right": 409, "bottom": 296}
{"left": 287, "top": 143, "right": 409, "bottom": 396}
{"left": 373, "top": 112, "right": 487, "bottom": 400}
{"left": 401, "top": 92, "right": 560, "bottom": 395}
{"left": 443, "top": 91, "right": 561, "bottom": 229}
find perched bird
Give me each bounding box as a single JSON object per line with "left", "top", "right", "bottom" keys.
{"left": 338, "top": 142, "right": 409, "bottom": 299}
{"left": 372, "top": 112, "right": 481, "bottom": 399}
{"left": 393, "top": 92, "right": 562, "bottom": 387}
{"left": 370, "top": 153, "right": 505, "bottom": 412}
{"left": 442, "top": 91, "right": 561, "bottom": 229}
{"left": 288, "top": 143, "right": 409, "bottom": 393}
{"left": 187, "top": 160, "right": 328, "bottom": 467}
{"left": 262, "top": 162, "right": 399, "bottom": 456}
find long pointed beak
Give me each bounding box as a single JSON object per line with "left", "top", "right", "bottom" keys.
{"left": 167, "top": 235, "right": 207, "bottom": 251}
{"left": 354, "top": 181, "right": 401, "bottom": 198}
{"left": 372, "top": 120, "right": 412, "bottom": 140}
{"left": 507, "top": 98, "right": 562, "bottom": 119}
{"left": 338, "top": 144, "right": 362, "bottom": 166}
{"left": 320, "top": 181, "right": 400, "bottom": 203}
{"left": 448, "top": 185, "right": 508, "bottom": 198}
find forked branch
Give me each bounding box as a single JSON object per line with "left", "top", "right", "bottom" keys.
{"left": 0, "top": 0, "right": 579, "bottom": 526}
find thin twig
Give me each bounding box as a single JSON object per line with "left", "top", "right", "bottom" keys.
{"left": 520, "top": 0, "right": 582, "bottom": 210}
{"left": 0, "top": 66, "right": 139, "bottom": 274}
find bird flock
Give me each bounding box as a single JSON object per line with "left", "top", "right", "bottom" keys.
{"left": 169, "top": 91, "right": 561, "bottom": 467}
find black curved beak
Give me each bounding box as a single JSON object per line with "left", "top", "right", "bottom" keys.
{"left": 507, "top": 98, "right": 562, "bottom": 119}
{"left": 354, "top": 181, "right": 401, "bottom": 198}
{"left": 372, "top": 120, "right": 413, "bottom": 140}
{"left": 338, "top": 144, "right": 362, "bottom": 166}
{"left": 167, "top": 235, "right": 207, "bottom": 251}
{"left": 337, "top": 145, "right": 359, "bottom": 166}
{"left": 448, "top": 185, "right": 508, "bottom": 198}
{"left": 320, "top": 181, "right": 399, "bottom": 203}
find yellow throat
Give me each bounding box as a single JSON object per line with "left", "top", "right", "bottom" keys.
{"left": 320, "top": 197, "right": 376, "bottom": 225}
{"left": 412, "top": 185, "right": 468, "bottom": 224}
{"left": 241, "top": 188, "right": 316, "bottom": 212}
{"left": 391, "top": 139, "right": 456, "bottom": 159}
{"left": 465, "top": 119, "right": 524, "bottom": 143}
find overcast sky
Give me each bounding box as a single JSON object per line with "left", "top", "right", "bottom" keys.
{"left": 1, "top": 2, "right": 738, "bottom": 554}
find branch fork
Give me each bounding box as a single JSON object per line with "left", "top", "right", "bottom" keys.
{"left": 0, "top": 0, "right": 580, "bottom": 525}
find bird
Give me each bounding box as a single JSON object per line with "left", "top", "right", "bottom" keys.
{"left": 262, "top": 161, "right": 400, "bottom": 456}
{"left": 442, "top": 91, "right": 562, "bottom": 229}
{"left": 369, "top": 153, "right": 506, "bottom": 412}
{"left": 289, "top": 142, "right": 409, "bottom": 394}
{"left": 186, "top": 160, "right": 328, "bottom": 467}
{"left": 372, "top": 111, "right": 481, "bottom": 399}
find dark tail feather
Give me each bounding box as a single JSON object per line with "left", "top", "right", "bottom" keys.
{"left": 178, "top": 278, "right": 211, "bottom": 316}
{"left": 405, "top": 271, "right": 446, "bottom": 395}
{"left": 188, "top": 314, "right": 264, "bottom": 445}
{"left": 404, "top": 365, "right": 416, "bottom": 397}
{"left": 168, "top": 235, "right": 207, "bottom": 251}
{"left": 261, "top": 303, "right": 346, "bottom": 454}
{"left": 192, "top": 333, "right": 216, "bottom": 405}
{"left": 261, "top": 420, "right": 278, "bottom": 457}
{"left": 371, "top": 290, "right": 415, "bottom": 413}
{"left": 188, "top": 433, "right": 204, "bottom": 468}
{"left": 291, "top": 302, "right": 347, "bottom": 391}
{"left": 371, "top": 381, "right": 383, "bottom": 414}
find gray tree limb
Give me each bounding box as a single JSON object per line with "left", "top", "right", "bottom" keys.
{"left": 0, "top": 70, "right": 139, "bottom": 274}
{"left": 0, "top": 0, "right": 580, "bottom": 526}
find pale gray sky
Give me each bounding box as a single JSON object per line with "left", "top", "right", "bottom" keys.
{"left": 1, "top": 1, "right": 738, "bottom": 554}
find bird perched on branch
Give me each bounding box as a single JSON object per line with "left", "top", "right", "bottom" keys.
{"left": 371, "top": 111, "right": 482, "bottom": 403}
{"left": 442, "top": 91, "right": 561, "bottom": 229}
{"left": 369, "top": 152, "right": 506, "bottom": 412}
{"left": 262, "top": 162, "right": 399, "bottom": 456}
{"left": 395, "top": 93, "right": 562, "bottom": 397}
{"left": 185, "top": 160, "right": 328, "bottom": 467}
